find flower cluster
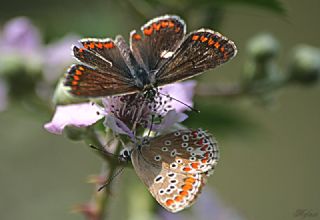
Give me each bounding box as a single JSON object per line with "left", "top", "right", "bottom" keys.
{"left": 0, "top": 17, "right": 79, "bottom": 111}
{"left": 45, "top": 80, "right": 196, "bottom": 139}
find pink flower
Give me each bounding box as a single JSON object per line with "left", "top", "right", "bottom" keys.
{"left": 44, "top": 103, "right": 104, "bottom": 135}
{"left": 44, "top": 81, "right": 196, "bottom": 136}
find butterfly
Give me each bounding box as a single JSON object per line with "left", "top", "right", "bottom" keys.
{"left": 64, "top": 15, "right": 237, "bottom": 97}
{"left": 119, "top": 128, "right": 219, "bottom": 213}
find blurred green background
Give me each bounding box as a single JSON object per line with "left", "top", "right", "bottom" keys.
{"left": 0, "top": 0, "right": 319, "bottom": 220}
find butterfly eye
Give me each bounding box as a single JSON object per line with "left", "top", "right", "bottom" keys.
{"left": 120, "top": 148, "right": 130, "bottom": 157}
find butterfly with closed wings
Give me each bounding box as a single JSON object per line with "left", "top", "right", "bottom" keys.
{"left": 118, "top": 128, "right": 219, "bottom": 213}
{"left": 64, "top": 15, "right": 237, "bottom": 98}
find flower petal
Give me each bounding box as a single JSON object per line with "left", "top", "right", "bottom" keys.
{"left": 44, "top": 102, "right": 104, "bottom": 134}
{"left": 104, "top": 115, "right": 135, "bottom": 140}
{"left": 152, "top": 110, "right": 188, "bottom": 132}
{"left": 161, "top": 80, "right": 197, "bottom": 112}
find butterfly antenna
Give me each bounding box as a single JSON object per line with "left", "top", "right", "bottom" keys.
{"left": 89, "top": 144, "right": 119, "bottom": 157}
{"left": 98, "top": 167, "right": 125, "bottom": 191}
{"left": 158, "top": 91, "right": 200, "bottom": 113}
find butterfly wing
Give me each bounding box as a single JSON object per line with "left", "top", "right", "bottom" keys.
{"left": 155, "top": 29, "right": 237, "bottom": 86}
{"left": 131, "top": 129, "right": 218, "bottom": 212}
{"left": 130, "top": 15, "right": 186, "bottom": 74}
{"left": 64, "top": 38, "right": 140, "bottom": 97}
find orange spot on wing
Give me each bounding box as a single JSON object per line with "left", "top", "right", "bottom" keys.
{"left": 79, "top": 48, "right": 84, "bottom": 53}
{"left": 175, "top": 27, "right": 181, "bottom": 33}
{"left": 200, "top": 36, "right": 208, "bottom": 42}
{"left": 97, "top": 42, "right": 103, "bottom": 49}
{"left": 180, "top": 190, "right": 188, "bottom": 196}
{"left": 191, "top": 163, "right": 199, "bottom": 169}
{"left": 192, "top": 35, "right": 199, "bottom": 41}
{"left": 200, "top": 145, "right": 208, "bottom": 151}
{"left": 71, "top": 81, "right": 78, "bottom": 85}
{"left": 208, "top": 38, "right": 215, "bottom": 45}
{"left": 165, "top": 199, "right": 174, "bottom": 206}
{"left": 182, "top": 183, "right": 193, "bottom": 191}
{"left": 79, "top": 67, "right": 84, "bottom": 71}
{"left": 214, "top": 42, "right": 220, "bottom": 49}
{"left": 185, "top": 177, "right": 196, "bottom": 184}
{"left": 174, "top": 196, "right": 183, "bottom": 202}
{"left": 73, "top": 75, "right": 80, "bottom": 81}
{"left": 89, "top": 42, "right": 95, "bottom": 49}
{"left": 143, "top": 26, "right": 153, "bottom": 36}
{"left": 153, "top": 22, "right": 161, "bottom": 31}
{"left": 191, "top": 131, "right": 198, "bottom": 138}
{"left": 220, "top": 46, "right": 225, "bottom": 52}
{"left": 75, "top": 70, "right": 82, "bottom": 75}
{"left": 183, "top": 167, "right": 191, "bottom": 172}
{"left": 201, "top": 158, "right": 208, "bottom": 163}
{"left": 168, "top": 21, "right": 175, "bottom": 28}
{"left": 84, "top": 43, "right": 89, "bottom": 49}
{"left": 161, "top": 21, "right": 169, "bottom": 28}
{"left": 196, "top": 138, "right": 204, "bottom": 145}
{"left": 132, "top": 33, "right": 142, "bottom": 40}
{"left": 104, "top": 42, "right": 114, "bottom": 49}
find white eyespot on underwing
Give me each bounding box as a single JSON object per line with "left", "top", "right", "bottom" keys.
{"left": 176, "top": 159, "right": 183, "bottom": 164}
{"left": 167, "top": 172, "right": 176, "bottom": 178}
{"left": 189, "top": 156, "right": 196, "bottom": 161}
{"left": 159, "top": 189, "right": 165, "bottom": 195}
{"left": 165, "top": 140, "right": 171, "bottom": 146}
{"left": 182, "top": 135, "right": 189, "bottom": 141}
{"left": 170, "top": 162, "right": 178, "bottom": 169}
{"left": 162, "top": 147, "right": 168, "bottom": 152}
{"left": 154, "top": 155, "right": 162, "bottom": 161}
{"left": 174, "top": 131, "right": 181, "bottom": 136}
{"left": 160, "top": 50, "right": 174, "bottom": 59}
{"left": 181, "top": 143, "right": 188, "bottom": 148}
{"left": 186, "top": 147, "right": 193, "bottom": 152}
{"left": 154, "top": 175, "right": 164, "bottom": 183}
{"left": 170, "top": 149, "right": 177, "bottom": 157}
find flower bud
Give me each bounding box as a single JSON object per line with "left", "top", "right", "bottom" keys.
{"left": 247, "top": 33, "right": 280, "bottom": 62}
{"left": 52, "top": 78, "right": 88, "bottom": 105}
{"left": 288, "top": 45, "right": 320, "bottom": 85}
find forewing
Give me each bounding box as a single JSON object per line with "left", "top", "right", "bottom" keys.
{"left": 64, "top": 38, "right": 140, "bottom": 97}
{"left": 155, "top": 29, "right": 237, "bottom": 85}
{"left": 79, "top": 38, "right": 132, "bottom": 78}
{"left": 64, "top": 64, "right": 139, "bottom": 97}
{"left": 130, "top": 15, "right": 185, "bottom": 73}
